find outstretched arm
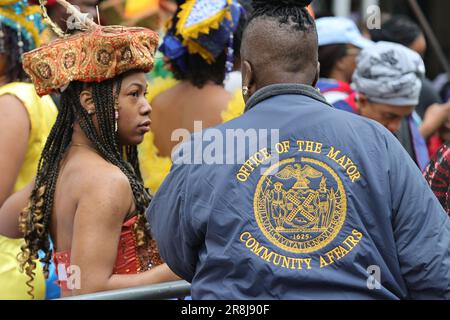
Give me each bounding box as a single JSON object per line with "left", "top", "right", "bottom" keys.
{"left": 0, "top": 95, "right": 30, "bottom": 207}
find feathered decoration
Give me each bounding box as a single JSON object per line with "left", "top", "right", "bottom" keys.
{"left": 38, "top": 0, "right": 97, "bottom": 38}
{"left": 55, "top": 0, "right": 97, "bottom": 29}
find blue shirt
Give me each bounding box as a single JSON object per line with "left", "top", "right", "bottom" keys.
{"left": 147, "top": 84, "right": 450, "bottom": 300}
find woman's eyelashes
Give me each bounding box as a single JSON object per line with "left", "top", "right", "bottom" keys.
{"left": 129, "top": 90, "right": 139, "bottom": 98}
{"left": 128, "top": 90, "right": 148, "bottom": 99}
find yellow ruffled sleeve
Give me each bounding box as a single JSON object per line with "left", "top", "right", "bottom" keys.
{"left": 139, "top": 77, "right": 179, "bottom": 193}
{"left": 147, "top": 77, "right": 179, "bottom": 102}
{"left": 221, "top": 89, "right": 245, "bottom": 122}
{"left": 138, "top": 131, "right": 173, "bottom": 194}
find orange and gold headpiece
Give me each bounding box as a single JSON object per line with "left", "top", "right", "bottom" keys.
{"left": 22, "top": 0, "right": 159, "bottom": 97}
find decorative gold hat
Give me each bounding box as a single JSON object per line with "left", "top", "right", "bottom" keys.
{"left": 22, "top": 0, "right": 159, "bottom": 97}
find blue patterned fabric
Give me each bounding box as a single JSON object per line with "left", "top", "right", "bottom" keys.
{"left": 160, "top": 0, "right": 243, "bottom": 72}
{"left": 159, "top": 34, "right": 188, "bottom": 71}
{"left": 183, "top": 0, "right": 227, "bottom": 28}
{"left": 0, "top": 0, "right": 45, "bottom": 49}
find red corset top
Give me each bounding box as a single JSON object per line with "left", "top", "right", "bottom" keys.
{"left": 53, "top": 216, "right": 162, "bottom": 290}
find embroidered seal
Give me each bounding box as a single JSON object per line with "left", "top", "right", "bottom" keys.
{"left": 254, "top": 157, "right": 347, "bottom": 254}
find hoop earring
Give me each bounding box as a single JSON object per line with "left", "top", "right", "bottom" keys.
{"left": 242, "top": 86, "right": 249, "bottom": 97}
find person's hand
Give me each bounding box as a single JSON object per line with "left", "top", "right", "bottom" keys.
{"left": 420, "top": 103, "right": 450, "bottom": 139}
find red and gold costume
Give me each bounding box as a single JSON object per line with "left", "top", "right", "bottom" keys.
{"left": 53, "top": 216, "right": 163, "bottom": 291}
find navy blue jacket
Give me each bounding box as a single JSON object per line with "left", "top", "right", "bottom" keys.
{"left": 147, "top": 84, "right": 450, "bottom": 299}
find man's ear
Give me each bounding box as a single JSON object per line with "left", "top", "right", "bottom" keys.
{"left": 242, "top": 60, "right": 255, "bottom": 102}
{"left": 79, "top": 89, "right": 95, "bottom": 113}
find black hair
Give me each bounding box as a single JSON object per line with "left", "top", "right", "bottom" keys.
{"left": 241, "top": 0, "right": 318, "bottom": 81}
{"left": 169, "top": 0, "right": 250, "bottom": 88}
{"left": 249, "top": 0, "right": 315, "bottom": 32}
{"left": 171, "top": 51, "right": 228, "bottom": 89}
{"left": 369, "top": 15, "right": 423, "bottom": 47}
{"left": 318, "top": 44, "right": 348, "bottom": 78}
{"left": 18, "top": 73, "right": 151, "bottom": 298}
{"left": 0, "top": 25, "right": 33, "bottom": 83}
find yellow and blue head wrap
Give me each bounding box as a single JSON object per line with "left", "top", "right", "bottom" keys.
{"left": 160, "top": 0, "right": 244, "bottom": 74}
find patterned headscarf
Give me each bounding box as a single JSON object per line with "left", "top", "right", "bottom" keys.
{"left": 160, "top": 0, "right": 244, "bottom": 73}
{"left": 352, "top": 41, "right": 425, "bottom": 106}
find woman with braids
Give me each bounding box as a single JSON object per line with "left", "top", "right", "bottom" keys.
{"left": 0, "top": 0, "right": 178, "bottom": 297}
{"left": 148, "top": 0, "right": 450, "bottom": 299}
{"left": 0, "top": 0, "right": 58, "bottom": 299}
{"left": 138, "top": 0, "right": 248, "bottom": 192}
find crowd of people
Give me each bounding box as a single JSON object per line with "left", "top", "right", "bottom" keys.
{"left": 0, "top": 0, "right": 448, "bottom": 300}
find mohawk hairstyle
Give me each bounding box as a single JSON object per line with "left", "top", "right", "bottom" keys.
{"left": 249, "top": 0, "right": 315, "bottom": 31}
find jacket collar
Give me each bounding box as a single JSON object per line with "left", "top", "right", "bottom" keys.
{"left": 245, "top": 83, "right": 331, "bottom": 113}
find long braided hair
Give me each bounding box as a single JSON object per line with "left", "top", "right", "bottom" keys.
{"left": 17, "top": 73, "right": 151, "bottom": 297}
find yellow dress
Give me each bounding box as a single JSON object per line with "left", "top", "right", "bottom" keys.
{"left": 0, "top": 82, "right": 58, "bottom": 192}
{"left": 139, "top": 77, "right": 245, "bottom": 193}
{"left": 0, "top": 82, "right": 58, "bottom": 300}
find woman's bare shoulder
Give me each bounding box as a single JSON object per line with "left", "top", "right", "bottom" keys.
{"left": 82, "top": 159, "right": 131, "bottom": 193}
{"left": 69, "top": 157, "right": 134, "bottom": 220}
{"left": 81, "top": 179, "right": 132, "bottom": 226}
